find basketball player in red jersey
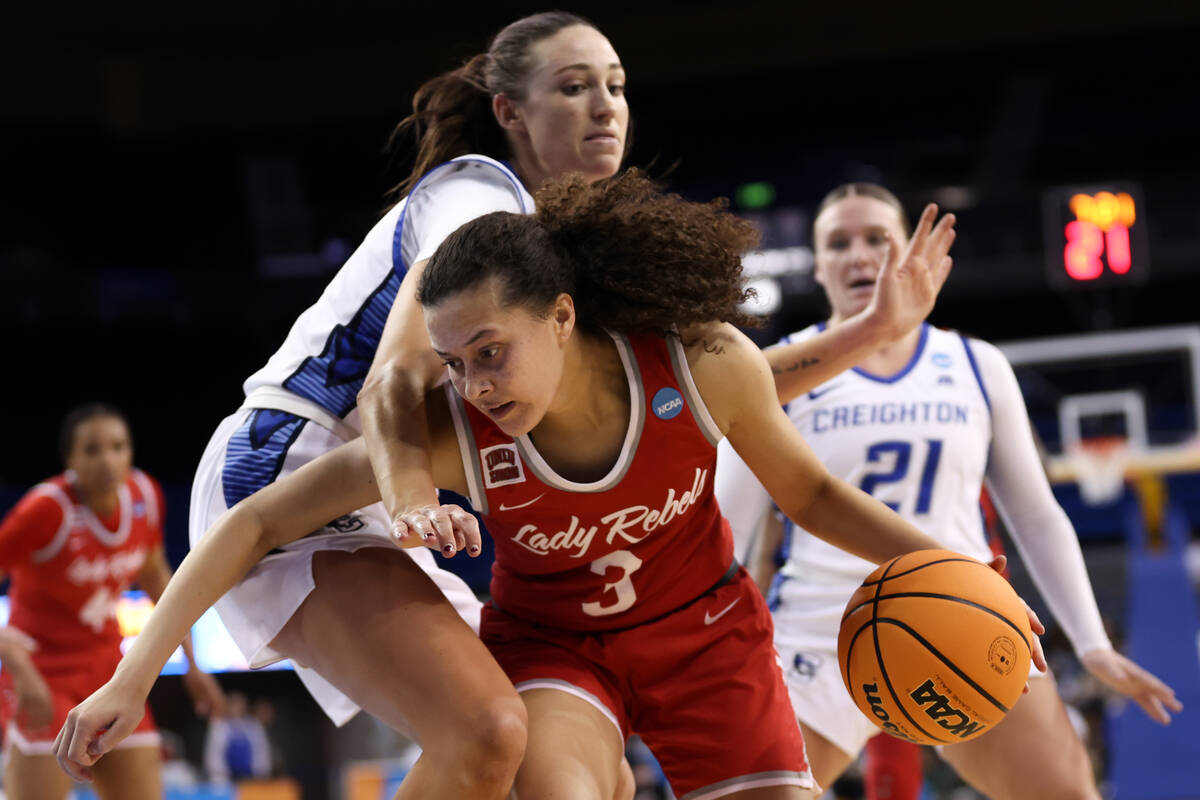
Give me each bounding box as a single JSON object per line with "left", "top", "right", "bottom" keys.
{"left": 0, "top": 404, "right": 226, "bottom": 800}
{"left": 54, "top": 173, "right": 1029, "bottom": 799}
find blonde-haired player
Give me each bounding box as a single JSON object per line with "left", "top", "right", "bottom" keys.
{"left": 716, "top": 183, "right": 1181, "bottom": 799}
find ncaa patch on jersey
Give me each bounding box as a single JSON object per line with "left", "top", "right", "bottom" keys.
{"left": 932, "top": 352, "right": 953, "bottom": 368}
{"left": 480, "top": 444, "right": 526, "bottom": 489}
{"left": 651, "top": 387, "right": 685, "bottom": 420}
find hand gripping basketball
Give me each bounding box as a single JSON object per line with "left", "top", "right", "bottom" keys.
{"left": 837, "top": 549, "right": 1045, "bottom": 746}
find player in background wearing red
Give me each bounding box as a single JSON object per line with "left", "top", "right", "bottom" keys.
{"left": 0, "top": 404, "right": 225, "bottom": 800}
{"left": 54, "top": 173, "right": 1034, "bottom": 800}
{"left": 45, "top": 13, "right": 957, "bottom": 800}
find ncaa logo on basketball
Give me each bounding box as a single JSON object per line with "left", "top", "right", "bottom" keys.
{"left": 988, "top": 636, "right": 1018, "bottom": 676}
{"left": 651, "top": 388, "right": 684, "bottom": 420}
{"left": 910, "top": 679, "right": 986, "bottom": 738}
{"left": 480, "top": 444, "right": 526, "bottom": 489}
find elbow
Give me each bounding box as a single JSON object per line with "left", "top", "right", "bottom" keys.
{"left": 358, "top": 357, "right": 431, "bottom": 412}
{"left": 226, "top": 502, "right": 277, "bottom": 558}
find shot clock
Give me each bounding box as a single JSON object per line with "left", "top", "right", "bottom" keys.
{"left": 1043, "top": 182, "right": 1149, "bottom": 288}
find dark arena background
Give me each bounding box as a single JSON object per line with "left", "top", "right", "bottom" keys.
{"left": 2, "top": 2, "right": 1199, "bottom": 798}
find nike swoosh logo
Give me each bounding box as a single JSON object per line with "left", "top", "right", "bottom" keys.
{"left": 704, "top": 597, "right": 741, "bottom": 625}
{"left": 807, "top": 383, "right": 839, "bottom": 401}
{"left": 498, "top": 494, "right": 545, "bottom": 512}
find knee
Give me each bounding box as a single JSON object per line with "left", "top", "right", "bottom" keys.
{"left": 436, "top": 696, "right": 527, "bottom": 789}
{"left": 471, "top": 697, "right": 528, "bottom": 768}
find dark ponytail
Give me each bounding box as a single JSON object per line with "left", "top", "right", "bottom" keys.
{"left": 419, "top": 170, "right": 761, "bottom": 334}
{"left": 388, "top": 11, "right": 597, "bottom": 198}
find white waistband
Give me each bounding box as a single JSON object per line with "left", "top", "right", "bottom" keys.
{"left": 241, "top": 387, "right": 360, "bottom": 443}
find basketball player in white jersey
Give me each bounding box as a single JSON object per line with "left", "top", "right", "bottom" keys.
{"left": 715, "top": 184, "right": 1180, "bottom": 800}
{"left": 173, "top": 12, "right": 957, "bottom": 797}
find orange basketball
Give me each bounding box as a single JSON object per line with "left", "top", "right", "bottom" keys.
{"left": 837, "top": 549, "right": 1033, "bottom": 746}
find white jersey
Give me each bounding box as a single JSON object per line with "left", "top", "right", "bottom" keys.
{"left": 240, "top": 155, "right": 534, "bottom": 433}
{"left": 773, "top": 323, "right": 991, "bottom": 648}
{"left": 716, "top": 321, "right": 1111, "bottom": 657}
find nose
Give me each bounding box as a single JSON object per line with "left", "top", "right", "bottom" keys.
{"left": 463, "top": 370, "right": 493, "bottom": 402}
{"left": 592, "top": 87, "right": 617, "bottom": 121}
{"left": 848, "top": 238, "right": 876, "bottom": 266}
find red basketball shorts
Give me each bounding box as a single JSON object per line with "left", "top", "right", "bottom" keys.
{"left": 0, "top": 647, "right": 158, "bottom": 755}
{"left": 481, "top": 568, "right": 814, "bottom": 798}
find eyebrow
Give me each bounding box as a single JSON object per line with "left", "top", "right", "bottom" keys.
{"left": 432, "top": 328, "right": 494, "bottom": 357}
{"left": 554, "top": 62, "right": 624, "bottom": 75}
{"left": 824, "top": 224, "right": 891, "bottom": 236}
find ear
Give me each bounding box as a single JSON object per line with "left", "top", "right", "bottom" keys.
{"left": 552, "top": 293, "right": 576, "bottom": 344}
{"left": 492, "top": 94, "right": 525, "bottom": 134}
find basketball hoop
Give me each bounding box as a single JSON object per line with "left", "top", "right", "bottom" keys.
{"left": 1070, "top": 436, "right": 1130, "bottom": 506}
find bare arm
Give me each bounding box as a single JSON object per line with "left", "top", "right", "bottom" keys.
{"left": 0, "top": 629, "right": 52, "bottom": 731}
{"left": 689, "top": 323, "right": 943, "bottom": 563}
{"left": 766, "top": 203, "right": 956, "bottom": 403}
{"left": 356, "top": 258, "right": 457, "bottom": 547}
{"left": 135, "top": 546, "right": 227, "bottom": 718}
{"left": 54, "top": 440, "right": 386, "bottom": 779}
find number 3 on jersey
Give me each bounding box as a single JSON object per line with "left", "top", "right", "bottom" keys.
{"left": 859, "top": 439, "right": 943, "bottom": 514}
{"left": 582, "top": 550, "right": 643, "bottom": 616}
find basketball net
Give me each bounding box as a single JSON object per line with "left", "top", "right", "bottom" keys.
{"left": 1069, "top": 435, "right": 1130, "bottom": 506}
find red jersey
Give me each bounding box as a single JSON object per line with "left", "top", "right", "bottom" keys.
{"left": 0, "top": 470, "right": 163, "bottom": 670}
{"left": 448, "top": 331, "right": 734, "bottom": 630}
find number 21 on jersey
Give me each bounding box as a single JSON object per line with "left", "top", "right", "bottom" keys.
{"left": 859, "top": 439, "right": 943, "bottom": 514}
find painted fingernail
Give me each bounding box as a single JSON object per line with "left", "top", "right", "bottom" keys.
{"left": 469, "top": 545, "right": 480, "bottom": 555}
{"left": 443, "top": 544, "right": 455, "bottom": 556}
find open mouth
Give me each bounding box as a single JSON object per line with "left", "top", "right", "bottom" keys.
{"left": 849, "top": 278, "right": 876, "bottom": 290}
{"left": 487, "top": 401, "right": 515, "bottom": 418}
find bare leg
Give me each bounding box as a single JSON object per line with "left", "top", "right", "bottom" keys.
{"left": 939, "top": 673, "right": 1100, "bottom": 800}
{"left": 3, "top": 749, "right": 73, "bottom": 800}
{"left": 91, "top": 745, "right": 163, "bottom": 800}
{"left": 516, "top": 688, "right": 625, "bottom": 800}
{"left": 798, "top": 719, "right": 858, "bottom": 791}
{"left": 614, "top": 755, "right": 636, "bottom": 800}
{"left": 271, "top": 547, "right": 526, "bottom": 799}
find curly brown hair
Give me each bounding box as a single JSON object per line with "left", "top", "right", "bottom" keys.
{"left": 418, "top": 170, "right": 761, "bottom": 334}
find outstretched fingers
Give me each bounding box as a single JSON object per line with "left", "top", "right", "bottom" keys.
{"left": 902, "top": 203, "right": 939, "bottom": 265}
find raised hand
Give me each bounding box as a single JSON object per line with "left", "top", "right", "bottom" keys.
{"left": 391, "top": 502, "right": 483, "bottom": 558}
{"left": 1080, "top": 647, "right": 1182, "bottom": 724}
{"left": 863, "top": 203, "right": 956, "bottom": 339}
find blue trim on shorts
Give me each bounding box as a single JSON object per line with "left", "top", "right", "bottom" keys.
{"left": 222, "top": 410, "right": 308, "bottom": 508}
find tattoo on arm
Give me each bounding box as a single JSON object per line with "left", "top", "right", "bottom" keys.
{"left": 702, "top": 339, "right": 727, "bottom": 355}
{"left": 772, "top": 357, "right": 820, "bottom": 375}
